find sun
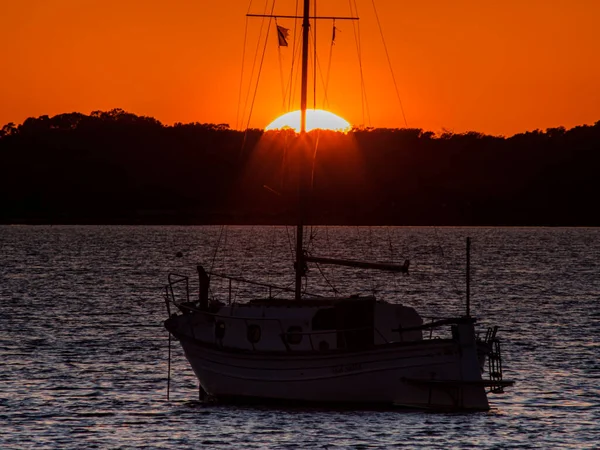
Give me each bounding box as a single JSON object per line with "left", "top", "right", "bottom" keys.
{"left": 265, "top": 109, "right": 351, "bottom": 133}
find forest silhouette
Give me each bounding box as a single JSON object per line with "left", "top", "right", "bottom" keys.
{"left": 1, "top": 108, "right": 599, "bottom": 225}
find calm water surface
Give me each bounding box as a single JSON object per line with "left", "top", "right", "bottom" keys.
{"left": 1, "top": 226, "right": 599, "bottom": 448}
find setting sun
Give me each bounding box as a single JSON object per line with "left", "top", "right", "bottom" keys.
{"left": 265, "top": 110, "right": 351, "bottom": 133}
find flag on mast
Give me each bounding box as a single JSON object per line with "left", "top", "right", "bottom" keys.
{"left": 332, "top": 22, "right": 338, "bottom": 45}
{"left": 277, "top": 25, "right": 290, "bottom": 47}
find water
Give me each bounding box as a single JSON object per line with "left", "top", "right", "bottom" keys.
{"left": 1, "top": 225, "right": 599, "bottom": 448}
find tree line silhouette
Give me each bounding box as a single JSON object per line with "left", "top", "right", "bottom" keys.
{"left": 1, "top": 108, "right": 599, "bottom": 225}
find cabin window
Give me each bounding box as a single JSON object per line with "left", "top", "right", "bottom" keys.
{"left": 247, "top": 324, "right": 262, "bottom": 344}
{"left": 215, "top": 321, "right": 226, "bottom": 339}
{"left": 335, "top": 299, "right": 375, "bottom": 350}
{"left": 286, "top": 326, "right": 303, "bottom": 345}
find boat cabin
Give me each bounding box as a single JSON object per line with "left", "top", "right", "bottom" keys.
{"left": 177, "top": 296, "right": 423, "bottom": 353}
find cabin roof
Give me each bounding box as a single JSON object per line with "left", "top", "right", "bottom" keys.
{"left": 247, "top": 295, "right": 376, "bottom": 307}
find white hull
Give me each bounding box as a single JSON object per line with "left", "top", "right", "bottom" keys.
{"left": 175, "top": 333, "right": 490, "bottom": 411}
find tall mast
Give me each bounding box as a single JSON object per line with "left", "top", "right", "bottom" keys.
{"left": 294, "top": 0, "right": 310, "bottom": 301}
{"left": 300, "top": 0, "right": 310, "bottom": 134}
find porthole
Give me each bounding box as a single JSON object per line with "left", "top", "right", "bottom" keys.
{"left": 215, "top": 321, "right": 226, "bottom": 339}
{"left": 247, "top": 324, "right": 262, "bottom": 344}
{"left": 286, "top": 326, "right": 303, "bottom": 345}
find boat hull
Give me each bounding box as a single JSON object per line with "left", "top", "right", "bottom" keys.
{"left": 174, "top": 332, "right": 490, "bottom": 411}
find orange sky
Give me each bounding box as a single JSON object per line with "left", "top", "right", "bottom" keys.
{"left": 1, "top": 0, "right": 599, "bottom": 136}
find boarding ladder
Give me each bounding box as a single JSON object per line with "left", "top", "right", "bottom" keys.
{"left": 484, "top": 326, "right": 507, "bottom": 393}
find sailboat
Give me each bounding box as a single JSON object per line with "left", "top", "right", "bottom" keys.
{"left": 164, "top": 0, "right": 513, "bottom": 411}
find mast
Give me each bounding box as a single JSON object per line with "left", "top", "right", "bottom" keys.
{"left": 294, "top": 0, "right": 311, "bottom": 301}
{"left": 300, "top": 0, "right": 310, "bottom": 135}
{"left": 466, "top": 237, "right": 471, "bottom": 317}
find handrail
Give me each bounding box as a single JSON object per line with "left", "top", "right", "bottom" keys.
{"left": 167, "top": 273, "right": 190, "bottom": 304}
{"left": 207, "top": 270, "right": 291, "bottom": 291}
{"left": 206, "top": 270, "right": 324, "bottom": 298}
{"left": 392, "top": 317, "right": 475, "bottom": 334}
{"left": 173, "top": 301, "right": 295, "bottom": 322}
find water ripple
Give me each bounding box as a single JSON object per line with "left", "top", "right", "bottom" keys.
{"left": 1, "top": 225, "right": 599, "bottom": 448}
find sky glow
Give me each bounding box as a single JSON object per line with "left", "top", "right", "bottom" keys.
{"left": 1, "top": 1, "right": 599, "bottom": 135}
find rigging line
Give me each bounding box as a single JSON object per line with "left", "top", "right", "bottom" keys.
{"left": 309, "top": 27, "right": 332, "bottom": 110}
{"left": 209, "top": 225, "right": 226, "bottom": 275}
{"left": 234, "top": 225, "right": 257, "bottom": 302}
{"left": 236, "top": 12, "right": 251, "bottom": 130}
{"left": 239, "top": 1, "right": 267, "bottom": 155}
{"left": 307, "top": 28, "right": 315, "bottom": 111}
{"left": 313, "top": 0, "right": 317, "bottom": 110}
{"left": 287, "top": 0, "right": 300, "bottom": 112}
{"left": 307, "top": 225, "right": 319, "bottom": 254}
{"left": 314, "top": 261, "right": 340, "bottom": 295}
{"left": 285, "top": 225, "right": 296, "bottom": 263}
{"left": 218, "top": 226, "right": 232, "bottom": 304}
{"left": 386, "top": 226, "right": 402, "bottom": 299}
{"left": 278, "top": 131, "right": 288, "bottom": 190}
{"left": 244, "top": 0, "right": 277, "bottom": 131}
{"left": 282, "top": 27, "right": 303, "bottom": 112}
{"left": 348, "top": 0, "right": 363, "bottom": 124}
{"left": 305, "top": 226, "right": 314, "bottom": 257}
{"left": 241, "top": 0, "right": 271, "bottom": 130}
{"left": 283, "top": 29, "right": 304, "bottom": 112}
{"left": 355, "top": 226, "right": 371, "bottom": 295}
{"left": 289, "top": 31, "right": 304, "bottom": 113}
{"left": 387, "top": 226, "right": 402, "bottom": 302}
{"left": 354, "top": 0, "right": 372, "bottom": 126}
{"left": 322, "top": 20, "right": 335, "bottom": 110}
{"left": 368, "top": 227, "right": 377, "bottom": 295}
{"left": 270, "top": 280, "right": 296, "bottom": 299}
{"left": 370, "top": 0, "right": 408, "bottom": 127}
{"left": 324, "top": 226, "right": 338, "bottom": 295}
{"left": 207, "top": 225, "right": 224, "bottom": 303}
{"left": 386, "top": 226, "right": 395, "bottom": 263}
{"left": 401, "top": 228, "right": 414, "bottom": 299}
{"left": 349, "top": 0, "right": 370, "bottom": 127}
{"left": 307, "top": 27, "right": 326, "bottom": 117}
{"left": 432, "top": 227, "right": 463, "bottom": 313}
{"left": 310, "top": 121, "right": 320, "bottom": 190}
{"left": 266, "top": 225, "right": 277, "bottom": 287}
